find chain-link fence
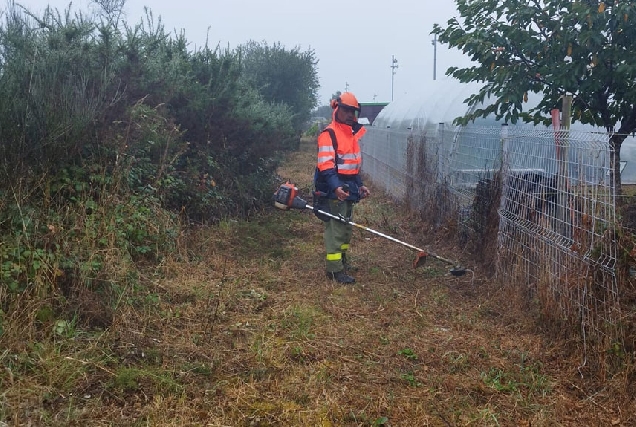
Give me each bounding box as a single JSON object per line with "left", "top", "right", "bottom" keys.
{"left": 362, "top": 123, "right": 620, "bottom": 363}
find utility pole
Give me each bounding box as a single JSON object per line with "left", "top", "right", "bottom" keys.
{"left": 432, "top": 33, "right": 437, "bottom": 80}
{"left": 391, "top": 55, "right": 398, "bottom": 101}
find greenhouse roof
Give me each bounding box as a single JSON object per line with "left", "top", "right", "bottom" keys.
{"left": 371, "top": 78, "right": 636, "bottom": 184}
{"left": 373, "top": 79, "right": 483, "bottom": 131}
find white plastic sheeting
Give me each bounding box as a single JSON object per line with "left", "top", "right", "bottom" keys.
{"left": 371, "top": 78, "right": 636, "bottom": 184}
{"left": 373, "top": 79, "right": 484, "bottom": 131}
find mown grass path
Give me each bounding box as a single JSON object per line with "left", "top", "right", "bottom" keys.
{"left": 2, "top": 138, "right": 633, "bottom": 426}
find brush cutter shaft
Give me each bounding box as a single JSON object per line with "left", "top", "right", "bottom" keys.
{"left": 349, "top": 220, "right": 423, "bottom": 252}
{"left": 306, "top": 203, "right": 457, "bottom": 266}
{"left": 273, "top": 182, "right": 464, "bottom": 271}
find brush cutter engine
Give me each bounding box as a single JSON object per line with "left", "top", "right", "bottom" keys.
{"left": 273, "top": 182, "right": 308, "bottom": 210}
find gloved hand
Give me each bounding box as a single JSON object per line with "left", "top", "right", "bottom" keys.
{"left": 360, "top": 186, "right": 370, "bottom": 199}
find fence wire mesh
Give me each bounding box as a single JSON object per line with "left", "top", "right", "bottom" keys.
{"left": 362, "top": 124, "right": 620, "bottom": 355}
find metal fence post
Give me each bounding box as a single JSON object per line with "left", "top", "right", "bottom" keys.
{"left": 437, "top": 123, "right": 445, "bottom": 182}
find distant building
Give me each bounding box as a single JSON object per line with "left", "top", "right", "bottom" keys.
{"left": 359, "top": 102, "right": 388, "bottom": 125}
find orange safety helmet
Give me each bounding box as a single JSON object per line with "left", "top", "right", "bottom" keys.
{"left": 330, "top": 92, "right": 361, "bottom": 113}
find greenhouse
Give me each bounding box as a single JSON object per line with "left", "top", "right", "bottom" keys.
{"left": 368, "top": 78, "right": 636, "bottom": 185}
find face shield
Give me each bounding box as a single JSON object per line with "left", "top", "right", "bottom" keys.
{"left": 338, "top": 104, "right": 360, "bottom": 120}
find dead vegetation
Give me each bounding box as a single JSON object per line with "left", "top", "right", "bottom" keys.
{"left": 1, "top": 138, "right": 635, "bottom": 426}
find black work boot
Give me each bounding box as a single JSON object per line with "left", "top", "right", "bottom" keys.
{"left": 342, "top": 253, "right": 358, "bottom": 273}
{"left": 325, "top": 270, "right": 356, "bottom": 284}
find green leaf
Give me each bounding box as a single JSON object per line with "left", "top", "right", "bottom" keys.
{"left": 433, "top": 0, "right": 636, "bottom": 170}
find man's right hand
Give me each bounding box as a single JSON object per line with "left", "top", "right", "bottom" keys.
{"left": 335, "top": 187, "right": 349, "bottom": 201}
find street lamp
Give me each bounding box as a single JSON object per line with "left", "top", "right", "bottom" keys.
{"left": 391, "top": 55, "right": 398, "bottom": 101}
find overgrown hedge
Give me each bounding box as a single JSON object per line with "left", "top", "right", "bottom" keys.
{"left": 0, "top": 4, "right": 313, "bottom": 319}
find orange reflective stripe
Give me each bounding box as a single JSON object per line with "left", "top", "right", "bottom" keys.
{"left": 316, "top": 123, "right": 366, "bottom": 173}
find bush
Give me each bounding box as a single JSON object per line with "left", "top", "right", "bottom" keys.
{"left": 0, "top": 2, "right": 315, "bottom": 319}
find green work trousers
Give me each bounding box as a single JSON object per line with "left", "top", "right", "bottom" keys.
{"left": 324, "top": 199, "right": 354, "bottom": 273}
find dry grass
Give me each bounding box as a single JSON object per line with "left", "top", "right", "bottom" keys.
{"left": 1, "top": 138, "right": 635, "bottom": 426}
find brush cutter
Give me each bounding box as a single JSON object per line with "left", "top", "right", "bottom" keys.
{"left": 273, "top": 182, "right": 467, "bottom": 276}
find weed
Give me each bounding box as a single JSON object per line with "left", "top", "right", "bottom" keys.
{"left": 400, "top": 371, "right": 422, "bottom": 387}
{"left": 181, "top": 362, "right": 213, "bottom": 377}
{"left": 6, "top": 342, "right": 87, "bottom": 395}
{"left": 53, "top": 317, "right": 77, "bottom": 339}
{"left": 481, "top": 362, "right": 551, "bottom": 397}
{"left": 113, "top": 368, "right": 140, "bottom": 392}
{"left": 143, "top": 348, "right": 163, "bottom": 366}
{"left": 251, "top": 335, "right": 267, "bottom": 363}
{"left": 474, "top": 407, "right": 500, "bottom": 426}
{"left": 145, "top": 293, "right": 161, "bottom": 306}
{"left": 398, "top": 348, "right": 418, "bottom": 360}
{"left": 280, "top": 305, "right": 320, "bottom": 340}
{"left": 111, "top": 367, "right": 183, "bottom": 394}
{"left": 315, "top": 361, "right": 332, "bottom": 384}
{"left": 482, "top": 367, "right": 520, "bottom": 393}
{"left": 445, "top": 351, "right": 470, "bottom": 373}
{"left": 372, "top": 416, "right": 389, "bottom": 426}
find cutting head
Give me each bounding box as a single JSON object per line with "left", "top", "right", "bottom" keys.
{"left": 413, "top": 251, "right": 467, "bottom": 276}
{"left": 413, "top": 251, "right": 428, "bottom": 268}
{"left": 449, "top": 267, "right": 467, "bottom": 277}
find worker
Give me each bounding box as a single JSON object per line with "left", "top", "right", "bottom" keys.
{"left": 314, "top": 92, "right": 370, "bottom": 284}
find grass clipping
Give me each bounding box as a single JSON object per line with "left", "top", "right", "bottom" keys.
{"left": 0, "top": 137, "right": 633, "bottom": 426}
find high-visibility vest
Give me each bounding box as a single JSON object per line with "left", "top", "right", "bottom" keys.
{"left": 317, "top": 122, "right": 366, "bottom": 175}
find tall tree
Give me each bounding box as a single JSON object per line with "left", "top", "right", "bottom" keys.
{"left": 239, "top": 41, "right": 319, "bottom": 132}
{"left": 432, "top": 0, "right": 636, "bottom": 194}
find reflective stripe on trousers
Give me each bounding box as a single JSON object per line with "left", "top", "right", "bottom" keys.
{"left": 324, "top": 199, "right": 353, "bottom": 273}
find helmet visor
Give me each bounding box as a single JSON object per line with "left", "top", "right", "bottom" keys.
{"left": 339, "top": 104, "right": 360, "bottom": 118}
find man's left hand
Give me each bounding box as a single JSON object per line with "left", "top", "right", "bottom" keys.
{"left": 360, "top": 186, "right": 370, "bottom": 198}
